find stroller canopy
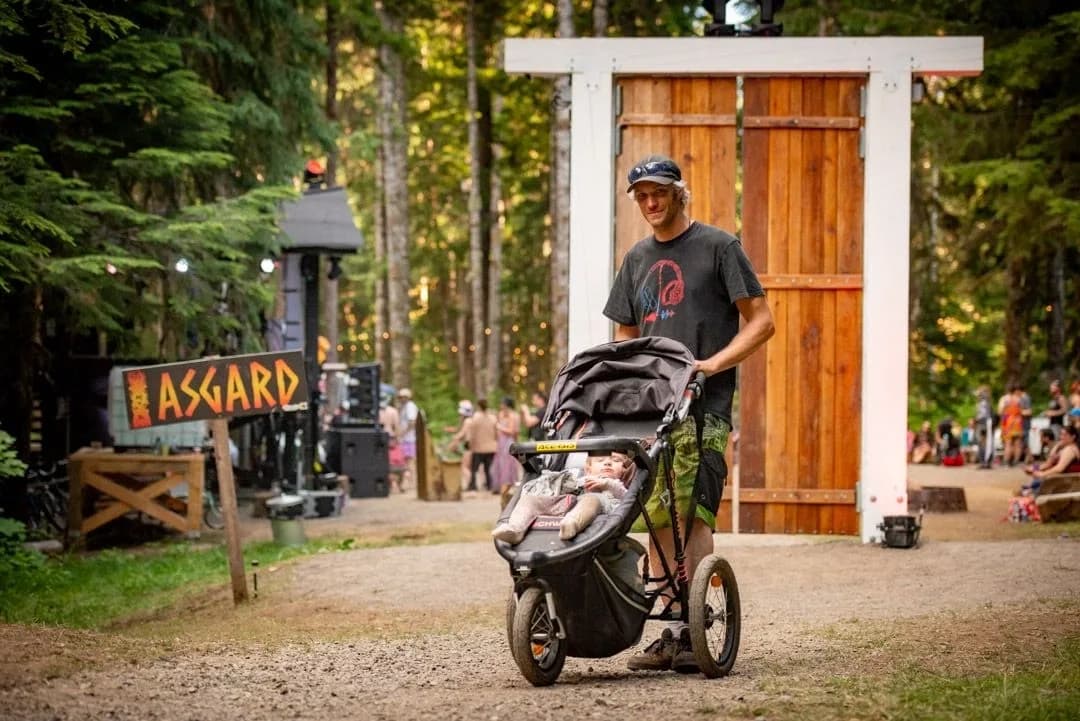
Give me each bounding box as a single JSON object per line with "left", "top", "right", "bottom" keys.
{"left": 543, "top": 337, "right": 696, "bottom": 430}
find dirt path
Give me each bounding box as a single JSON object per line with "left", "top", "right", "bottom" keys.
{"left": 2, "top": 464, "right": 1079, "bottom": 720}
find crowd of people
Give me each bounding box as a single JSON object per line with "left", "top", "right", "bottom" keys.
{"left": 908, "top": 379, "right": 1080, "bottom": 472}
{"left": 443, "top": 390, "right": 547, "bottom": 495}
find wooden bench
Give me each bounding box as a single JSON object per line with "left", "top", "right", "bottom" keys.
{"left": 1035, "top": 473, "right": 1080, "bottom": 523}
{"left": 66, "top": 447, "right": 205, "bottom": 548}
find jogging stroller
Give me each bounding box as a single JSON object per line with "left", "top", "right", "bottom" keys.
{"left": 496, "top": 336, "right": 741, "bottom": 686}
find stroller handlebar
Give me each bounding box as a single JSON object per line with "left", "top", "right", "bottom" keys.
{"left": 509, "top": 436, "right": 656, "bottom": 475}
{"left": 663, "top": 370, "right": 706, "bottom": 427}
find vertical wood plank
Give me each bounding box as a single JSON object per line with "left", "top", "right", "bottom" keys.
{"left": 738, "top": 77, "right": 770, "bottom": 533}
{"left": 796, "top": 78, "right": 823, "bottom": 534}
{"left": 818, "top": 78, "right": 841, "bottom": 533}
{"left": 781, "top": 78, "right": 804, "bottom": 534}
{"left": 835, "top": 77, "right": 864, "bottom": 534}
{"left": 763, "top": 79, "right": 791, "bottom": 534}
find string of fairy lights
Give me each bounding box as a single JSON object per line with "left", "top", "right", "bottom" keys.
{"left": 336, "top": 295, "right": 552, "bottom": 386}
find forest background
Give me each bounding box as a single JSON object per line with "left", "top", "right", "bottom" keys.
{"left": 0, "top": 0, "right": 1077, "bottom": 458}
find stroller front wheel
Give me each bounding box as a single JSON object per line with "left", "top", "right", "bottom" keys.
{"left": 510, "top": 586, "right": 567, "bottom": 686}
{"left": 688, "top": 553, "right": 741, "bottom": 678}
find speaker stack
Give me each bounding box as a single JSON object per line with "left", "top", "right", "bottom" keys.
{"left": 327, "top": 362, "right": 390, "bottom": 498}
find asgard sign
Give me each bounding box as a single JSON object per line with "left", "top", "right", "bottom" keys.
{"left": 123, "top": 350, "right": 309, "bottom": 429}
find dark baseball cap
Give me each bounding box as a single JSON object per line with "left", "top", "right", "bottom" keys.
{"left": 626, "top": 155, "right": 682, "bottom": 192}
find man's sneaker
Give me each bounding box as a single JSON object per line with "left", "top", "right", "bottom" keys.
{"left": 670, "top": 628, "right": 700, "bottom": 674}
{"left": 627, "top": 628, "right": 678, "bottom": 671}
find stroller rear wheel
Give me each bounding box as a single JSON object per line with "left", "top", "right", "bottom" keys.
{"left": 505, "top": 587, "right": 517, "bottom": 651}
{"left": 688, "top": 553, "right": 741, "bottom": 678}
{"left": 510, "top": 587, "right": 566, "bottom": 686}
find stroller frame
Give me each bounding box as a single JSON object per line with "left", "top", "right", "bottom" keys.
{"left": 498, "top": 355, "right": 741, "bottom": 686}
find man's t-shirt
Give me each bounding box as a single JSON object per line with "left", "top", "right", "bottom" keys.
{"left": 603, "top": 222, "right": 764, "bottom": 424}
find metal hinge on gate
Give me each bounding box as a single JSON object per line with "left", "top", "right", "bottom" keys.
{"left": 859, "top": 85, "right": 867, "bottom": 117}
{"left": 858, "top": 127, "right": 865, "bottom": 159}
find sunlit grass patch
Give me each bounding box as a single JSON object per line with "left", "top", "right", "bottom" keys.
{"left": 890, "top": 636, "right": 1080, "bottom": 721}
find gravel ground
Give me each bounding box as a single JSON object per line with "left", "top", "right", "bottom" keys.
{"left": 2, "top": 466, "right": 1079, "bottom": 720}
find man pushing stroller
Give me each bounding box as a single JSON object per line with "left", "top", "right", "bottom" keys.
{"left": 604, "top": 154, "right": 775, "bottom": 672}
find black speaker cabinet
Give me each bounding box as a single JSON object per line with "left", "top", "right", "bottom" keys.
{"left": 334, "top": 426, "right": 390, "bottom": 498}
{"left": 346, "top": 362, "right": 381, "bottom": 426}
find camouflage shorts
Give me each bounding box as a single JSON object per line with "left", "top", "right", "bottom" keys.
{"left": 631, "top": 413, "right": 730, "bottom": 532}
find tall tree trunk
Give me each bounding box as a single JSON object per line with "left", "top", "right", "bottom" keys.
{"left": 454, "top": 262, "right": 471, "bottom": 389}
{"left": 377, "top": 5, "right": 412, "bottom": 389}
{"left": 1050, "top": 242, "right": 1066, "bottom": 380}
{"left": 323, "top": 0, "right": 340, "bottom": 364}
{"left": 1004, "top": 253, "right": 1024, "bottom": 385}
{"left": 466, "top": 0, "right": 486, "bottom": 394}
{"left": 486, "top": 93, "right": 505, "bottom": 393}
{"left": 373, "top": 145, "right": 388, "bottom": 374}
{"left": 593, "top": 0, "right": 608, "bottom": 36}
{"left": 551, "top": 0, "right": 574, "bottom": 368}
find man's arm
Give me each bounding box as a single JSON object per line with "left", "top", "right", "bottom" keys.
{"left": 449, "top": 417, "right": 471, "bottom": 451}
{"left": 694, "top": 295, "right": 776, "bottom": 377}
{"left": 614, "top": 323, "right": 640, "bottom": 341}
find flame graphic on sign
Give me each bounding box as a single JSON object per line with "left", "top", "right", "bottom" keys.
{"left": 126, "top": 370, "right": 152, "bottom": 429}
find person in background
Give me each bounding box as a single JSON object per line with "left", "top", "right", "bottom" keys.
{"left": 396, "top": 388, "right": 419, "bottom": 491}
{"left": 1018, "top": 383, "right": 1033, "bottom": 464}
{"left": 1068, "top": 381, "right": 1080, "bottom": 423}
{"left": 520, "top": 390, "right": 548, "bottom": 441}
{"left": 1020, "top": 424, "right": 1080, "bottom": 496}
{"left": 960, "top": 418, "right": 980, "bottom": 464}
{"left": 450, "top": 398, "right": 498, "bottom": 493}
{"left": 974, "top": 385, "right": 994, "bottom": 469}
{"left": 1043, "top": 379, "right": 1068, "bottom": 438}
{"left": 998, "top": 384, "right": 1024, "bottom": 467}
{"left": 379, "top": 395, "right": 403, "bottom": 493}
{"left": 911, "top": 421, "right": 935, "bottom": 464}
{"left": 443, "top": 400, "right": 474, "bottom": 485}
{"left": 490, "top": 397, "right": 521, "bottom": 494}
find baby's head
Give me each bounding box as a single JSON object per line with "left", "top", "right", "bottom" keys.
{"left": 585, "top": 452, "right": 630, "bottom": 479}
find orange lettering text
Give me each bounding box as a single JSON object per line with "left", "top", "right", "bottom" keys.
{"left": 198, "top": 366, "right": 223, "bottom": 414}
{"left": 225, "top": 363, "right": 251, "bottom": 413}
{"left": 250, "top": 361, "right": 276, "bottom": 409}
{"left": 157, "top": 373, "right": 183, "bottom": 421}
{"left": 180, "top": 368, "right": 201, "bottom": 416}
{"left": 275, "top": 359, "right": 301, "bottom": 406}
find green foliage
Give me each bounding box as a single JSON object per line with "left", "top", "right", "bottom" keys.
{"left": 0, "top": 429, "right": 26, "bottom": 480}
{"left": 0, "top": 537, "right": 353, "bottom": 628}
{"left": 0, "top": 518, "right": 45, "bottom": 583}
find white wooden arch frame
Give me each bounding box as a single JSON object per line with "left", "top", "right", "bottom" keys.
{"left": 504, "top": 36, "right": 983, "bottom": 542}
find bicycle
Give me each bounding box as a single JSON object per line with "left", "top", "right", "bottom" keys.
{"left": 11, "top": 461, "right": 69, "bottom": 538}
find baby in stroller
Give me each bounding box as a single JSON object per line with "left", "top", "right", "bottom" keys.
{"left": 491, "top": 451, "right": 632, "bottom": 543}
{"left": 497, "top": 336, "right": 741, "bottom": 686}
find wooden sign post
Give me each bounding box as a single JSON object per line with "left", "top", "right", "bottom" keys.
{"left": 121, "top": 350, "right": 309, "bottom": 605}
{"left": 210, "top": 417, "right": 248, "bottom": 603}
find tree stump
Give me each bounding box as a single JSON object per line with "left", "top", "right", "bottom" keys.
{"left": 908, "top": 486, "right": 967, "bottom": 513}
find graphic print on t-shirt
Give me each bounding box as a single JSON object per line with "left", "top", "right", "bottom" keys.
{"left": 640, "top": 259, "right": 685, "bottom": 322}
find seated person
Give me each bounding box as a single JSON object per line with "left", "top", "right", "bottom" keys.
{"left": 910, "top": 421, "right": 936, "bottom": 464}
{"left": 491, "top": 451, "right": 631, "bottom": 544}
{"left": 937, "top": 417, "right": 962, "bottom": 464}
{"left": 1019, "top": 424, "right": 1080, "bottom": 495}
{"left": 960, "top": 419, "right": 980, "bottom": 464}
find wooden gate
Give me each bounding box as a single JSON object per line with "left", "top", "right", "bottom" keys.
{"left": 614, "top": 75, "right": 864, "bottom": 535}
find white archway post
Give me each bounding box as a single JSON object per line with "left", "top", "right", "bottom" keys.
{"left": 505, "top": 37, "right": 982, "bottom": 542}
